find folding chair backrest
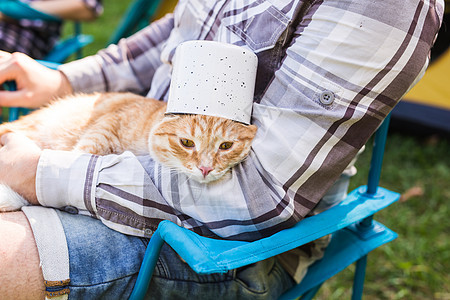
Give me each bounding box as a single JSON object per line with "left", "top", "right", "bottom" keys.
{"left": 107, "top": 0, "right": 166, "bottom": 45}
{"left": 44, "top": 22, "right": 93, "bottom": 62}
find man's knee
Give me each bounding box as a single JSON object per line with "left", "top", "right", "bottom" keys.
{"left": 0, "top": 211, "right": 45, "bottom": 299}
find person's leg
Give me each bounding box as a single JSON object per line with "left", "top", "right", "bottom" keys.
{"left": 147, "top": 243, "right": 295, "bottom": 300}
{"left": 0, "top": 211, "right": 45, "bottom": 299}
{"left": 44, "top": 210, "right": 294, "bottom": 299}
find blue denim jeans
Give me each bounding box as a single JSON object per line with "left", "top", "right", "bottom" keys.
{"left": 56, "top": 210, "right": 295, "bottom": 299}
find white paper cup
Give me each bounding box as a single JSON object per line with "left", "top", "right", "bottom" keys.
{"left": 167, "top": 40, "right": 258, "bottom": 124}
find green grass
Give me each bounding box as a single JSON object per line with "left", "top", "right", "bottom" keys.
{"left": 64, "top": 3, "right": 450, "bottom": 299}
{"left": 317, "top": 132, "right": 450, "bottom": 300}
{"left": 62, "top": 0, "right": 136, "bottom": 58}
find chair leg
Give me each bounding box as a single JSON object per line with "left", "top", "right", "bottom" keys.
{"left": 299, "top": 283, "right": 322, "bottom": 300}
{"left": 352, "top": 255, "right": 368, "bottom": 300}
{"left": 129, "top": 231, "right": 165, "bottom": 300}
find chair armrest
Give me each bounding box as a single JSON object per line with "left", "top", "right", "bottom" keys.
{"left": 153, "top": 186, "right": 400, "bottom": 274}
{"left": 0, "top": 0, "right": 61, "bottom": 22}
{"left": 131, "top": 186, "right": 399, "bottom": 299}
{"left": 280, "top": 220, "right": 398, "bottom": 299}
{"left": 44, "top": 35, "right": 93, "bottom": 63}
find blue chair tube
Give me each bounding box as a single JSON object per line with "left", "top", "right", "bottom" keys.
{"left": 353, "top": 113, "right": 391, "bottom": 298}
{"left": 129, "top": 231, "right": 165, "bottom": 300}
{"left": 359, "top": 114, "right": 391, "bottom": 228}
{"left": 366, "top": 113, "right": 391, "bottom": 196}
{"left": 352, "top": 255, "right": 368, "bottom": 300}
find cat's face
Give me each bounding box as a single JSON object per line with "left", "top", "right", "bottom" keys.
{"left": 149, "top": 114, "right": 257, "bottom": 183}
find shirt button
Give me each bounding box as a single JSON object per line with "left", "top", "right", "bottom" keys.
{"left": 144, "top": 228, "right": 153, "bottom": 236}
{"left": 63, "top": 206, "right": 78, "bottom": 214}
{"left": 319, "top": 91, "right": 335, "bottom": 105}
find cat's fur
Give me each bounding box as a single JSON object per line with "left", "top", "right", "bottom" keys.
{"left": 0, "top": 92, "right": 257, "bottom": 211}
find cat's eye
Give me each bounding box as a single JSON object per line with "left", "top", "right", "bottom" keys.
{"left": 180, "top": 138, "right": 195, "bottom": 148}
{"left": 219, "top": 142, "right": 233, "bottom": 150}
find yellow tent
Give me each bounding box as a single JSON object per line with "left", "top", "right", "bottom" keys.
{"left": 392, "top": 9, "right": 450, "bottom": 133}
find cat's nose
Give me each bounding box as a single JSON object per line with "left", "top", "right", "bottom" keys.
{"left": 198, "top": 166, "right": 213, "bottom": 178}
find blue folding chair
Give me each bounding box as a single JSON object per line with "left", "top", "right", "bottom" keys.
{"left": 0, "top": 0, "right": 93, "bottom": 62}
{"left": 107, "top": 0, "right": 167, "bottom": 45}
{"left": 129, "top": 114, "right": 400, "bottom": 300}
{"left": 0, "top": 0, "right": 94, "bottom": 122}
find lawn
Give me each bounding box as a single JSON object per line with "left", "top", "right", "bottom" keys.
{"left": 65, "top": 2, "right": 450, "bottom": 299}
{"left": 317, "top": 130, "right": 450, "bottom": 299}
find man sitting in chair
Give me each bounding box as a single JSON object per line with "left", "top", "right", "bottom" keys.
{"left": 0, "top": 0, "right": 444, "bottom": 298}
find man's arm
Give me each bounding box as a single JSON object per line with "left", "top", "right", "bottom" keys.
{"left": 0, "top": 12, "right": 172, "bottom": 108}
{"left": 59, "top": 13, "right": 175, "bottom": 95}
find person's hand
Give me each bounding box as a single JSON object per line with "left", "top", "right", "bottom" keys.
{"left": 0, "top": 51, "right": 73, "bottom": 108}
{"left": 0, "top": 133, "right": 41, "bottom": 205}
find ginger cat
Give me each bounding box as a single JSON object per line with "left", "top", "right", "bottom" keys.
{"left": 0, "top": 92, "right": 257, "bottom": 211}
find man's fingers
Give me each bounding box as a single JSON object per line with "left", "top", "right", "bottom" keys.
{"left": 0, "top": 52, "right": 32, "bottom": 89}
{"left": 0, "top": 132, "right": 12, "bottom": 146}
{"left": 0, "top": 132, "right": 37, "bottom": 149}
{"left": 0, "top": 50, "right": 12, "bottom": 62}
{"left": 1, "top": 132, "right": 26, "bottom": 145}
{"left": 0, "top": 132, "right": 22, "bottom": 146}
{"left": 0, "top": 90, "right": 27, "bottom": 107}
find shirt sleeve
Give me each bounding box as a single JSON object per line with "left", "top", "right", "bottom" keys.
{"left": 37, "top": 1, "right": 443, "bottom": 242}
{"left": 58, "top": 13, "right": 174, "bottom": 95}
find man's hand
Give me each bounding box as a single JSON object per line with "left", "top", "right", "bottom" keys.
{"left": 0, "top": 133, "right": 41, "bottom": 205}
{"left": 0, "top": 51, "right": 73, "bottom": 108}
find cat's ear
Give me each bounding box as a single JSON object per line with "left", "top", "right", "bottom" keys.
{"left": 247, "top": 124, "right": 257, "bottom": 135}
{"left": 159, "top": 114, "right": 182, "bottom": 126}
{"left": 238, "top": 123, "right": 257, "bottom": 140}
{"left": 152, "top": 114, "right": 183, "bottom": 136}
{"left": 163, "top": 114, "right": 181, "bottom": 120}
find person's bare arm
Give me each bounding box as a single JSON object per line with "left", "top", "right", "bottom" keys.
{"left": 30, "top": 0, "right": 98, "bottom": 21}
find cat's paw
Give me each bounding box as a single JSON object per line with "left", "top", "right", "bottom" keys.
{"left": 0, "top": 184, "right": 30, "bottom": 212}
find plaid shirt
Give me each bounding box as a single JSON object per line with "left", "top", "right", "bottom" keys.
{"left": 0, "top": 0, "right": 102, "bottom": 59}
{"left": 44, "top": 0, "right": 442, "bottom": 245}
